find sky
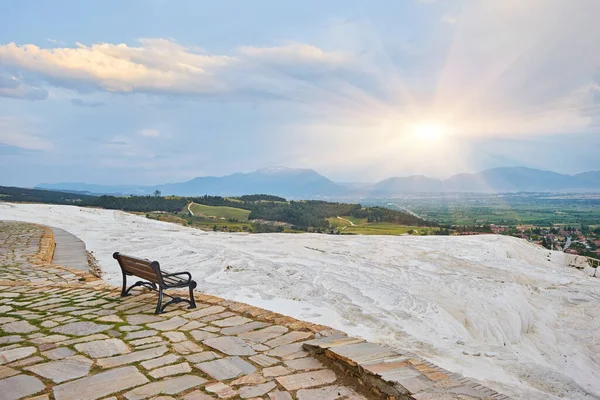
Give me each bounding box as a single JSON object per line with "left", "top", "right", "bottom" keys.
{"left": 0, "top": 0, "right": 599, "bottom": 187}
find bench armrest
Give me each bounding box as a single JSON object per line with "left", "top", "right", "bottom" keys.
{"left": 162, "top": 271, "right": 193, "bottom": 282}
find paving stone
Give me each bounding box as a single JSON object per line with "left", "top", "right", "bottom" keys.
{"left": 24, "top": 394, "right": 50, "bottom": 400}
{"left": 42, "top": 347, "right": 76, "bottom": 360}
{"left": 267, "top": 342, "right": 308, "bottom": 359}
{"left": 182, "top": 390, "right": 215, "bottom": 400}
{"left": 120, "top": 325, "right": 144, "bottom": 332}
{"left": 268, "top": 391, "right": 293, "bottom": 400}
{"left": 59, "top": 333, "right": 110, "bottom": 345}
{"left": 172, "top": 340, "right": 204, "bottom": 354}
{"left": 126, "top": 314, "right": 164, "bottom": 325}
{"left": 41, "top": 320, "right": 59, "bottom": 328}
{"left": 52, "top": 321, "right": 113, "bottom": 336}
{"left": 1, "top": 320, "right": 39, "bottom": 333}
{"left": 0, "top": 346, "right": 36, "bottom": 364}
{"left": 203, "top": 336, "right": 256, "bottom": 356}
{"left": 221, "top": 322, "right": 269, "bottom": 336}
{"left": 53, "top": 365, "right": 149, "bottom": 400}
{"left": 7, "top": 355, "right": 45, "bottom": 367}
{"left": 97, "top": 346, "right": 168, "bottom": 368}
{"left": 0, "top": 374, "right": 45, "bottom": 399}
{"left": 212, "top": 316, "right": 252, "bottom": 327}
{"left": 185, "top": 351, "right": 219, "bottom": 363}
{"left": 264, "top": 331, "right": 312, "bottom": 348}
{"left": 162, "top": 331, "right": 187, "bottom": 342}
{"left": 201, "top": 326, "right": 221, "bottom": 333}
{"left": 149, "top": 362, "right": 192, "bottom": 378}
{"left": 263, "top": 365, "right": 294, "bottom": 377}
{"left": 0, "top": 335, "right": 22, "bottom": 344}
{"left": 130, "top": 336, "right": 164, "bottom": 346}
{"left": 136, "top": 342, "right": 167, "bottom": 350}
{"left": 141, "top": 354, "right": 181, "bottom": 370}
{"left": 0, "top": 366, "right": 19, "bottom": 379}
{"left": 276, "top": 370, "right": 337, "bottom": 391}
{"left": 302, "top": 335, "right": 363, "bottom": 350}
{"left": 295, "top": 385, "right": 368, "bottom": 400}
{"left": 126, "top": 330, "right": 158, "bottom": 340}
{"left": 239, "top": 381, "right": 277, "bottom": 398}
{"left": 25, "top": 355, "right": 94, "bottom": 383}
{"left": 249, "top": 354, "right": 280, "bottom": 367}
{"left": 147, "top": 316, "right": 188, "bottom": 331}
{"left": 238, "top": 326, "right": 288, "bottom": 343}
{"left": 205, "top": 382, "right": 238, "bottom": 399}
{"left": 285, "top": 357, "right": 325, "bottom": 371}
{"left": 329, "top": 342, "right": 397, "bottom": 366}
{"left": 97, "top": 315, "right": 123, "bottom": 323}
{"left": 196, "top": 356, "right": 257, "bottom": 380}
{"left": 230, "top": 374, "right": 267, "bottom": 385}
{"left": 190, "top": 330, "right": 218, "bottom": 341}
{"left": 123, "top": 375, "right": 207, "bottom": 400}
{"left": 179, "top": 321, "right": 206, "bottom": 331}
{"left": 184, "top": 306, "right": 225, "bottom": 319}
{"left": 75, "top": 338, "right": 131, "bottom": 358}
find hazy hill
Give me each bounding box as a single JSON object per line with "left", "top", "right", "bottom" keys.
{"left": 38, "top": 167, "right": 347, "bottom": 198}
{"left": 370, "top": 167, "right": 600, "bottom": 195}
{"left": 36, "top": 166, "right": 600, "bottom": 197}
{"left": 153, "top": 167, "right": 347, "bottom": 197}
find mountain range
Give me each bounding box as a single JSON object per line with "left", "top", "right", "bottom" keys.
{"left": 37, "top": 166, "right": 600, "bottom": 198}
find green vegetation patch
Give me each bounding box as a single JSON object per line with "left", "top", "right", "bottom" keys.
{"left": 189, "top": 203, "right": 251, "bottom": 220}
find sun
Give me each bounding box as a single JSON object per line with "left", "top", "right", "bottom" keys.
{"left": 410, "top": 123, "right": 448, "bottom": 140}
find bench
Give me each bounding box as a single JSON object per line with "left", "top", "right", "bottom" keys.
{"left": 113, "top": 252, "right": 197, "bottom": 314}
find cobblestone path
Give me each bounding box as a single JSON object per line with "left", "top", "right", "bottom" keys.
{"left": 0, "top": 221, "right": 369, "bottom": 400}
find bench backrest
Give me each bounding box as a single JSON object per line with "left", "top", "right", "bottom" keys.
{"left": 113, "top": 252, "right": 163, "bottom": 285}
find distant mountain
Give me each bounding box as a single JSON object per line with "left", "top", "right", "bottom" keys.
{"left": 38, "top": 167, "right": 347, "bottom": 198}
{"left": 37, "top": 166, "right": 600, "bottom": 198}
{"left": 153, "top": 167, "right": 347, "bottom": 197}
{"left": 371, "top": 167, "right": 600, "bottom": 195}
{"left": 372, "top": 175, "right": 443, "bottom": 194}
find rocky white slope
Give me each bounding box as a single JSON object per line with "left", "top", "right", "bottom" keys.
{"left": 1, "top": 202, "right": 599, "bottom": 399}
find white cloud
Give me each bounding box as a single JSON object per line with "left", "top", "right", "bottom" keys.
{"left": 139, "top": 129, "right": 160, "bottom": 137}
{"left": 0, "top": 118, "right": 52, "bottom": 150}
{"left": 0, "top": 39, "right": 351, "bottom": 97}
{"left": 238, "top": 44, "right": 348, "bottom": 67}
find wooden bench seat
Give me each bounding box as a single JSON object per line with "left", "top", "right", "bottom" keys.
{"left": 113, "top": 252, "right": 197, "bottom": 314}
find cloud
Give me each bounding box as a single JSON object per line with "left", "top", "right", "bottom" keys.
{"left": 0, "top": 39, "right": 350, "bottom": 98}
{"left": 0, "top": 74, "right": 48, "bottom": 100}
{"left": 0, "top": 118, "right": 52, "bottom": 150}
{"left": 46, "top": 38, "right": 66, "bottom": 45}
{"left": 71, "top": 98, "right": 106, "bottom": 107}
{"left": 139, "top": 129, "right": 160, "bottom": 137}
{"left": 238, "top": 44, "right": 348, "bottom": 68}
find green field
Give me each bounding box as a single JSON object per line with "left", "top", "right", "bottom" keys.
{"left": 189, "top": 203, "right": 251, "bottom": 220}
{"left": 364, "top": 193, "right": 600, "bottom": 228}
{"left": 327, "top": 216, "right": 434, "bottom": 235}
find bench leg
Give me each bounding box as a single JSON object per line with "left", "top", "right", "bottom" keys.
{"left": 188, "top": 284, "right": 197, "bottom": 309}
{"left": 155, "top": 288, "right": 164, "bottom": 314}
{"left": 121, "top": 273, "right": 128, "bottom": 297}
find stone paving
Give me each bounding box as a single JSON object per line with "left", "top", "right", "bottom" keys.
{"left": 0, "top": 221, "right": 510, "bottom": 400}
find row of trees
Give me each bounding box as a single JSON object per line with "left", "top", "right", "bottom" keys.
{"left": 1, "top": 186, "right": 430, "bottom": 230}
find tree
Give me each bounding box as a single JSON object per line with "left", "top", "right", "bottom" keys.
{"left": 153, "top": 190, "right": 162, "bottom": 197}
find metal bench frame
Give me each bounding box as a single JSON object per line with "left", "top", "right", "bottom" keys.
{"left": 113, "top": 252, "right": 197, "bottom": 314}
